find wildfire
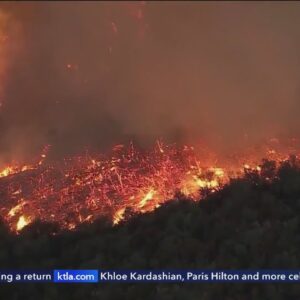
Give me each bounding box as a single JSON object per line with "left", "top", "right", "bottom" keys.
{"left": 0, "top": 166, "right": 14, "bottom": 178}
{"left": 16, "top": 215, "right": 31, "bottom": 231}
{"left": 138, "top": 189, "right": 156, "bottom": 209}
{"left": 0, "top": 165, "right": 32, "bottom": 178}
{"left": 0, "top": 146, "right": 49, "bottom": 178}
{"left": 0, "top": 139, "right": 299, "bottom": 232}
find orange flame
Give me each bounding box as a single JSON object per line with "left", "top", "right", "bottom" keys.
{"left": 0, "top": 139, "right": 299, "bottom": 232}
{"left": 16, "top": 215, "right": 31, "bottom": 232}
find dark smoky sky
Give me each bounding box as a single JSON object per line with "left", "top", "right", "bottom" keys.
{"left": 0, "top": 1, "right": 300, "bottom": 161}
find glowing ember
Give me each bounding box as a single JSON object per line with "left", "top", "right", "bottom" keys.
{"left": 138, "top": 189, "right": 156, "bottom": 209}
{"left": 113, "top": 208, "right": 126, "bottom": 225}
{"left": 0, "top": 139, "right": 299, "bottom": 232}
{"left": 0, "top": 166, "right": 14, "bottom": 178}
{"left": 16, "top": 215, "right": 31, "bottom": 231}
{"left": 0, "top": 165, "right": 34, "bottom": 178}
{"left": 8, "top": 201, "right": 24, "bottom": 217}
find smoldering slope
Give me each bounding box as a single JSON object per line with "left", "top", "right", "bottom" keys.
{"left": 0, "top": 2, "right": 300, "bottom": 163}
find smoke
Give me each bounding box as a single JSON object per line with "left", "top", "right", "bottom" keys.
{"left": 1, "top": 2, "right": 300, "bottom": 161}
{"left": 0, "top": 7, "right": 21, "bottom": 108}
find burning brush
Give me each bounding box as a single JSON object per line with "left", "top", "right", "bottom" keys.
{"left": 0, "top": 139, "right": 298, "bottom": 233}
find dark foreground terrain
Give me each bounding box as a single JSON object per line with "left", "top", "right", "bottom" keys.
{"left": 1, "top": 159, "right": 300, "bottom": 299}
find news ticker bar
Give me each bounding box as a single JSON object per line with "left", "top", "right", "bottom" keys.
{"left": 0, "top": 270, "right": 300, "bottom": 283}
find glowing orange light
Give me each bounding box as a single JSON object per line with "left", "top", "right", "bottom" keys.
{"left": 16, "top": 215, "right": 31, "bottom": 231}
{"left": 0, "top": 139, "right": 298, "bottom": 232}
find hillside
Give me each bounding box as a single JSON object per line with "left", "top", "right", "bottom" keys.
{"left": 1, "top": 159, "right": 300, "bottom": 299}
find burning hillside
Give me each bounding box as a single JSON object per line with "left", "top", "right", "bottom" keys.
{"left": 0, "top": 138, "right": 299, "bottom": 233}
{"left": 1, "top": 3, "right": 300, "bottom": 299}
{"left": 0, "top": 2, "right": 299, "bottom": 235}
